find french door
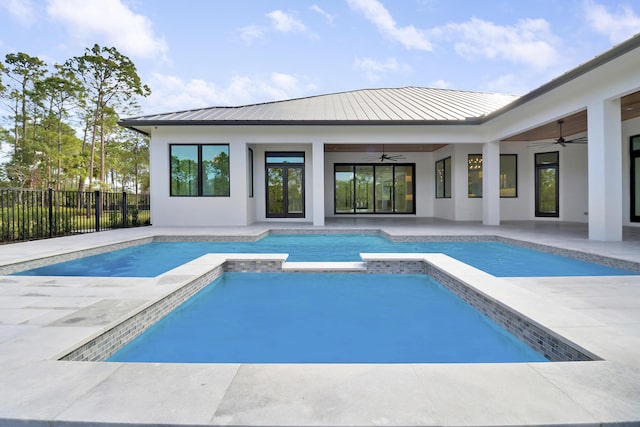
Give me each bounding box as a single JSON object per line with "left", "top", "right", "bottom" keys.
{"left": 266, "top": 152, "right": 305, "bottom": 218}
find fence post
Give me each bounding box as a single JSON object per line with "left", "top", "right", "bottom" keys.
{"left": 95, "top": 190, "right": 101, "bottom": 232}
{"left": 48, "top": 188, "right": 54, "bottom": 238}
{"left": 122, "top": 192, "right": 128, "bottom": 228}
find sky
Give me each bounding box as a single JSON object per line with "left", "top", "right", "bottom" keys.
{"left": 1, "top": 0, "right": 640, "bottom": 116}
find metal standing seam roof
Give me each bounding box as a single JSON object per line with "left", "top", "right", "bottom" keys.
{"left": 119, "top": 87, "right": 520, "bottom": 129}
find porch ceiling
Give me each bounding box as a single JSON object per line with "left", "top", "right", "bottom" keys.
{"left": 502, "top": 90, "right": 640, "bottom": 142}
{"left": 324, "top": 143, "right": 447, "bottom": 153}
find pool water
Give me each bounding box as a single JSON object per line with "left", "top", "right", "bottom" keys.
{"left": 108, "top": 273, "right": 548, "bottom": 363}
{"left": 16, "top": 234, "right": 635, "bottom": 277}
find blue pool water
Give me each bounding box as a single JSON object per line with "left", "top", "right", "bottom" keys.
{"left": 17, "top": 234, "right": 636, "bottom": 277}
{"left": 108, "top": 273, "right": 548, "bottom": 363}
{"left": 16, "top": 234, "right": 635, "bottom": 277}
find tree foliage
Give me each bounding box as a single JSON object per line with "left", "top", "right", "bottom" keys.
{"left": 0, "top": 46, "right": 150, "bottom": 193}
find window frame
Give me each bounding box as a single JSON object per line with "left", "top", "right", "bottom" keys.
{"left": 631, "top": 135, "right": 640, "bottom": 222}
{"left": 435, "top": 157, "right": 452, "bottom": 199}
{"left": 248, "top": 148, "right": 254, "bottom": 198}
{"left": 534, "top": 151, "right": 560, "bottom": 218}
{"left": 169, "top": 143, "right": 230, "bottom": 197}
{"left": 500, "top": 154, "right": 518, "bottom": 198}
{"left": 466, "top": 153, "right": 519, "bottom": 199}
{"left": 468, "top": 154, "right": 483, "bottom": 198}
{"left": 333, "top": 163, "right": 416, "bottom": 215}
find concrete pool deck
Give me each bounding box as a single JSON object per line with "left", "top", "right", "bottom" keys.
{"left": 0, "top": 219, "right": 639, "bottom": 426}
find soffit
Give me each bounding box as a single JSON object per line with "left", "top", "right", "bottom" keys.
{"left": 324, "top": 144, "right": 447, "bottom": 153}
{"left": 502, "top": 91, "right": 640, "bottom": 142}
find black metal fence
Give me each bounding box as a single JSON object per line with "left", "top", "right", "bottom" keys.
{"left": 0, "top": 188, "right": 151, "bottom": 243}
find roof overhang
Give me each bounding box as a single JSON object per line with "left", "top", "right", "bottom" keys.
{"left": 119, "top": 33, "right": 640, "bottom": 140}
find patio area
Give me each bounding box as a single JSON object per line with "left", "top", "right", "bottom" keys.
{"left": 0, "top": 220, "right": 639, "bottom": 426}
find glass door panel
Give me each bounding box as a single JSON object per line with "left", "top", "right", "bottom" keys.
{"left": 355, "top": 165, "right": 374, "bottom": 213}
{"left": 375, "top": 165, "right": 394, "bottom": 213}
{"left": 394, "top": 165, "right": 414, "bottom": 213}
{"left": 266, "top": 167, "right": 284, "bottom": 217}
{"left": 536, "top": 167, "right": 558, "bottom": 216}
{"left": 287, "top": 167, "right": 304, "bottom": 215}
{"left": 335, "top": 165, "right": 354, "bottom": 213}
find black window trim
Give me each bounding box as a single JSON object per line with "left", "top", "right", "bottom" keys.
{"left": 534, "top": 150, "right": 560, "bottom": 218}
{"left": 466, "top": 153, "right": 519, "bottom": 199}
{"left": 435, "top": 156, "right": 451, "bottom": 199}
{"left": 169, "top": 143, "right": 230, "bottom": 197}
{"left": 631, "top": 134, "right": 640, "bottom": 222}
{"left": 333, "top": 163, "right": 416, "bottom": 215}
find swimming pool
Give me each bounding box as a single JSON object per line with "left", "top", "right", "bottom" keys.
{"left": 16, "top": 234, "right": 635, "bottom": 277}
{"left": 107, "top": 273, "right": 548, "bottom": 364}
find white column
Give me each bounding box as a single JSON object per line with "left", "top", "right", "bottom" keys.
{"left": 482, "top": 140, "right": 500, "bottom": 225}
{"left": 587, "top": 98, "right": 623, "bottom": 241}
{"left": 312, "top": 141, "right": 325, "bottom": 226}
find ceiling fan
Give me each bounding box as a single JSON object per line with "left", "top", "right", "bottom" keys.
{"left": 529, "top": 120, "right": 588, "bottom": 148}
{"left": 365, "top": 145, "right": 406, "bottom": 162}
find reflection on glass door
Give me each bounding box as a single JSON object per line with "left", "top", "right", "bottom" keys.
{"left": 535, "top": 152, "right": 559, "bottom": 217}
{"left": 266, "top": 152, "right": 305, "bottom": 218}
{"left": 266, "top": 166, "right": 284, "bottom": 216}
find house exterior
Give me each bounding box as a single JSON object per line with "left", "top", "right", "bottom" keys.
{"left": 121, "top": 34, "right": 640, "bottom": 241}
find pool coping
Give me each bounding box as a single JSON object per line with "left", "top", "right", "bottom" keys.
{"left": 57, "top": 253, "right": 598, "bottom": 364}
{"left": 0, "top": 227, "right": 639, "bottom": 426}
{"left": 3, "top": 228, "right": 640, "bottom": 275}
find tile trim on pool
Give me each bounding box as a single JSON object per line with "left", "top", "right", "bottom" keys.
{"left": 0, "top": 236, "right": 154, "bottom": 275}
{"left": 6, "top": 229, "right": 639, "bottom": 276}
{"left": 362, "top": 254, "right": 599, "bottom": 362}
{"left": 58, "top": 253, "right": 598, "bottom": 364}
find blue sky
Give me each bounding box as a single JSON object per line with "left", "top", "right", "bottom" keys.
{"left": 1, "top": 0, "right": 640, "bottom": 115}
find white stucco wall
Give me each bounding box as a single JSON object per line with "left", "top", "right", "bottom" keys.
{"left": 149, "top": 127, "right": 249, "bottom": 227}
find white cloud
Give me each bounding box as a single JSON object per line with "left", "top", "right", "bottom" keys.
{"left": 238, "top": 10, "right": 313, "bottom": 44}
{"left": 347, "top": 0, "right": 432, "bottom": 50}
{"left": 584, "top": 0, "right": 640, "bottom": 43}
{"left": 238, "top": 25, "right": 265, "bottom": 44}
{"left": 266, "top": 10, "right": 307, "bottom": 33}
{"left": 46, "top": 0, "right": 168, "bottom": 59}
{"left": 309, "top": 5, "right": 334, "bottom": 24}
{"left": 145, "top": 72, "right": 317, "bottom": 112}
{"left": 434, "top": 17, "right": 561, "bottom": 69}
{"left": 354, "top": 56, "right": 411, "bottom": 81}
{"left": 1, "top": 0, "right": 36, "bottom": 25}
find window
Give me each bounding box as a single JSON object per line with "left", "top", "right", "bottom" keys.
{"left": 631, "top": 135, "right": 640, "bottom": 222}
{"left": 535, "top": 151, "right": 559, "bottom": 217}
{"left": 170, "top": 144, "right": 230, "bottom": 196}
{"left": 468, "top": 154, "right": 483, "bottom": 198}
{"left": 334, "top": 164, "right": 415, "bottom": 214}
{"left": 436, "top": 157, "right": 451, "bottom": 198}
{"left": 500, "top": 154, "right": 517, "bottom": 197}
{"left": 466, "top": 154, "right": 518, "bottom": 198}
{"left": 248, "top": 148, "right": 254, "bottom": 198}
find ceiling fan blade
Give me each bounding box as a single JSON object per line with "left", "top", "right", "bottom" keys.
{"left": 566, "top": 136, "right": 588, "bottom": 144}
